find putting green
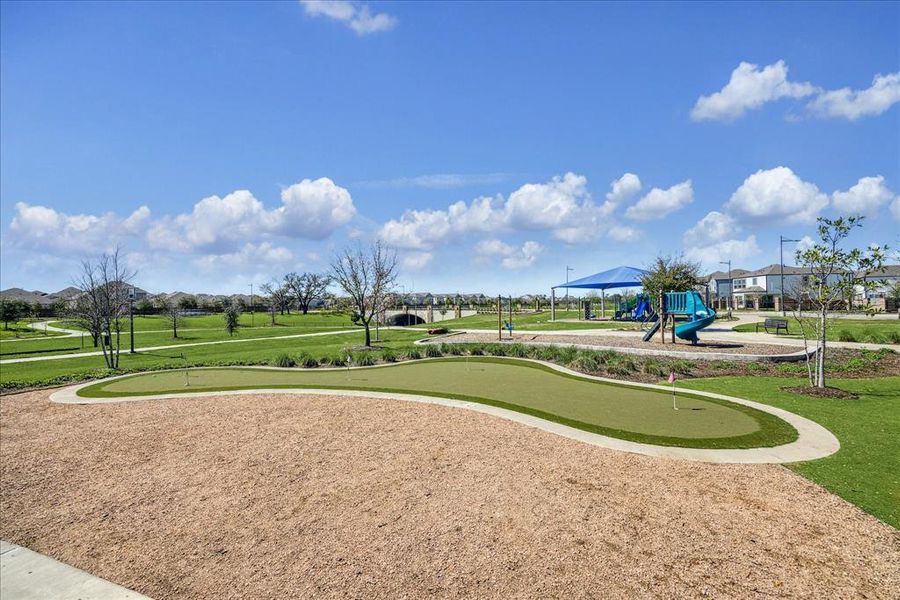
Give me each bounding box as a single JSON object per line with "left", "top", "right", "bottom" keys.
{"left": 78, "top": 358, "right": 798, "bottom": 448}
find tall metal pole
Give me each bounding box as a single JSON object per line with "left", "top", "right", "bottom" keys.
{"left": 719, "top": 260, "right": 731, "bottom": 319}
{"left": 565, "top": 266, "right": 574, "bottom": 313}
{"left": 129, "top": 286, "right": 135, "bottom": 354}
{"left": 249, "top": 283, "right": 254, "bottom": 327}
{"left": 497, "top": 295, "right": 501, "bottom": 341}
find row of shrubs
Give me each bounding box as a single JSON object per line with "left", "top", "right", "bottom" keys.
{"left": 267, "top": 342, "right": 701, "bottom": 378}
{"left": 837, "top": 329, "right": 900, "bottom": 344}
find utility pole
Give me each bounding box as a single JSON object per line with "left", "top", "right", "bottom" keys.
{"left": 780, "top": 235, "right": 800, "bottom": 316}
{"left": 719, "top": 260, "right": 732, "bottom": 319}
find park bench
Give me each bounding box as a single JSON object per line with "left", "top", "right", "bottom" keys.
{"left": 756, "top": 318, "right": 789, "bottom": 335}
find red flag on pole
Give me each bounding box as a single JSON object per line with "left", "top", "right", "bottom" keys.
{"left": 668, "top": 371, "right": 676, "bottom": 384}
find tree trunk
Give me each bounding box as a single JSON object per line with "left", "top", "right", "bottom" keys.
{"left": 363, "top": 321, "right": 371, "bottom": 347}
{"left": 302, "top": 305, "right": 309, "bottom": 315}
{"left": 173, "top": 319, "right": 177, "bottom": 338}
{"left": 816, "top": 305, "right": 827, "bottom": 388}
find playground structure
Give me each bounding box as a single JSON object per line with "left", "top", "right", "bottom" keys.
{"left": 642, "top": 291, "right": 717, "bottom": 345}
{"left": 551, "top": 266, "right": 648, "bottom": 320}
{"left": 614, "top": 292, "right": 657, "bottom": 324}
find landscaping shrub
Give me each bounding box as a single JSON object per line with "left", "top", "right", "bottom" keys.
{"left": 446, "top": 344, "right": 464, "bottom": 355}
{"left": 468, "top": 344, "right": 485, "bottom": 355}
{"left": 324, "top": 354, "right": 346, "bottom": 367}
{"left": 838, "top": 330, "right": 857, "bottom": 342}
{"left": 595, "top": 350, "right": 617, "bottom": 364}
{"left": 746, "top": 362, "right": 762, "bottom": 371}
{"left": 486, "top": 343, "right": 507, "bottom": 357}
{"left": 405, "top": 347, "right": 422, "bottom": 360}
{"left": 889, "top": 331, "right": 900, "bottom": 344}
{"left": 353, "top": 352, "right": 376, "bottom": 366}
{"left": 298, "top": 353, "right": 319, "bottom": 368}
{"left": 271, "top": 353, "right": 296, "bottom": 368}
{"left": 641, "top": 359, "right": 668, "bottom": 377}
{"left": 508, "top": 343, "right": 528, "bottom": 358}
{"left": 570, "top": 351, "right": 599, "bottom": 373}
{"left": 670, "top": 359, "right": 694, "bottom": 375}
{"left": 380, "top": 347, "right": 397, "bottom": 362}
{"left": 777, "top": 362, "right": 804, "bottom": 375}
{"left": 556, "top": 345, "right": 578, "bottom": 364}
{"left": 605, "top": 360, "right": 634, "bottom": 376}
{"left": 535, "top": 345, "right": 560, "bottom": 362}
{"left": 424, "top": 345, "right": 443, "bottom": 358}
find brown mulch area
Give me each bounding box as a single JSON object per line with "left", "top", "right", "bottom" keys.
{"left": 2, "top": 391, "right": 899, "bottom": 599}
{"left": 782, "top": 386, "right": 860, "bottom": 400}
{"left": 450, "top": 332, "right": 802, "bottom": 356}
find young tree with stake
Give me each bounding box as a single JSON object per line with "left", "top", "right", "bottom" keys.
{"left": 331, "top": 241, "right": 398, "bottom": 347}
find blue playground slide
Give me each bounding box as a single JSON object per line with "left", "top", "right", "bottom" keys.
{"left": 671, "top": 291, "right": 716, "bottom": 345}
{"left": 633, "top": 297, "right": 650, "bottom": 320}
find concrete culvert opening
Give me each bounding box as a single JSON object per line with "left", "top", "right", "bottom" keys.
{"left": 389, "top": 314, "right": 426, "bottom": 326}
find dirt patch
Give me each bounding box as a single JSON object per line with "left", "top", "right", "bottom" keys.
{"left": 2, "top": 390, "right": 899, "bottom": 599}
{"left": 782, "top": 386, "right": 860, "bottom": 400}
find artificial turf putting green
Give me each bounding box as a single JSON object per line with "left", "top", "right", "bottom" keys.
{"left": 78, "top": 358, "right": 797, "bottom": 449}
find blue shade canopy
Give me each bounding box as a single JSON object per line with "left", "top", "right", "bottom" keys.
{"left": 553, "top": 266, "right": 648, "bottom": 290}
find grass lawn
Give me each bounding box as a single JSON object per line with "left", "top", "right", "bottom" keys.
{"left": 78, "top": 357, "right": 797, "bottom": 449}
{"left": 681, "top": 375, "right": 900, "bottom": 529}
{"left": 0, "top": 312, "right": 365, "bottom": 359}
{"left": 0, "top": 321, "right": 65, "bottom": 340}
{"left": 0, "top": 329, "right": 426, "bottom": 391}
{"left": 418, "top": 309, "right": 641, "bottom": 331}
{"left": 734, "top": 317, "right": 900, "bottom": 344}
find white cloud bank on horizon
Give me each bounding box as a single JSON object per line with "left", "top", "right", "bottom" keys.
{"left": 300, "top": 0, "right": 397, "bottom": 35}
{"left": 692, "top": 61, "right": 900, "bottom": 122}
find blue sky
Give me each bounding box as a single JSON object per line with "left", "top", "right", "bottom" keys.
{"left": 1, "top": 1, "right": 898, "bottom": 295}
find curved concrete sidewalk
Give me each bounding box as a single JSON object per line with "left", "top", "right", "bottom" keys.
{"left": 49, "top": 359, "right": 840, "bottom": 465}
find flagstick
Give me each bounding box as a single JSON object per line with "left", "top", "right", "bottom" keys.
{"left": 672, "top": 379, "right": 678, "bottom": 410}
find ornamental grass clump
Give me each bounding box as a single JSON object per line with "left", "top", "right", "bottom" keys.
{"left": 380, "top": 347, "right": 397, "bottom": 362}
{"left": 468, "top": 344, "right": 485, "bottom": 355}
{"left": 353, "top": 352, "right": 376, "bottom": 366}
{"left": 425, "top": 345, "right": 443, "bottom": 358}
{"left": 838, "top": 330, "right": 857, "bottom": 342}
{"left": 405, "top": 347, "right": 422, "bottom": 360}
{"left": 271, "top": 353, "right": 296, "bottom": 368}
{"left": 298, "top": 353, "right": 319, "bottom": 368}
{"left": 508, "top": 343, "right": 528, "bottom": 358}
{"left": 571, "top": 351, "right": 599, "bottom": 373}
{"left": 557, "top": 345, "right": 578, "bottom": 364}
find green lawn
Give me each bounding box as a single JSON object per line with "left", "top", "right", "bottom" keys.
{"left": 420, "top": 309, "right": 641, "bottom": 331}
{"left": 681, "top": 375, "right": 900, "bottom": 529}
{"left": 0, "top": 321, "right": 65, "bottom": 340}
{"left": 0, "top": 312, "right": 365, "bottom": 359}
{"left": 0, "top": 329, "right": 426, "bottom": 391}
{"left": 78, "top": 358, "right": 797, "bottom": 449}
{"left": 734, "top": 317, "right": 900, "bottom": 344}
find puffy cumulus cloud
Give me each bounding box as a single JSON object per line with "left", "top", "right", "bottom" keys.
{"left": 147, "top": 177, "right": 355, "bottom": 252}
{"left": 725, "top": 167, "right": 828, "bottom": 224}
{"left": 831, "top": 176, "right": 897, "bottom": 216}
{"left": 300, "top": 0, "right": 396, "bottom": 35}
{"left": 193, "top": 242, "right": 294, "bottom": 271}
{"left": 475, "top": 239, "right": 543, "bottom": 269}
{"left": 378, "top": 172, "right": 634, "bottom": 249}
{"left": 691, "top": 61, "right": 816, "bottom": 122}
{"left": 604, "top": 173, "right": 642, "bottom": 209}
{"left": 794, "top": 235, "right": 816, "bottom": 254}
{"left": 685, "top": 235, "right": 761, "bottom": 268}
{"left": 400, "top": 251, "right": 434, "bottom": 271}
{"left": 808, "top": 72, "right": 900, "bottom": 121}
{"left": 624, "top": 180, "right": 694, "bottom": 221}
{"left": 682, "top": 211, "right": 737, "bottom": 246}
{"left": 9, "top": 202, "right": 151, "bottom": 252}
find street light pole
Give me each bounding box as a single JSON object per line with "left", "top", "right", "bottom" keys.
{"left": 565, "top": 266, "right": 574, "bottom": 313}
{"left": 129, "top": 285, "right": 135, "bottom": 354}
{"left": 249, "top": 283, "right": 254, "bottom": 328}
{"left": 780, "top": 235, "right": 800, "bottom": 316}
{"left": 719, "top": 260, "right": 732, "bottom": 319}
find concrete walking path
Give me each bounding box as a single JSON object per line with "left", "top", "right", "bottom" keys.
{"left": 1, "top": 540, "right": 151, "bottom": 599}
{"left": 50, "top": 358, "right": 840, "bottom": 465}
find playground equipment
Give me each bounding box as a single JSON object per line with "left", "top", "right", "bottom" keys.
{"left": 641, "top": 291, "right": 716, "bottom": 345}
{"left": 616, "top": 293, "right": 657, "bottom": 324}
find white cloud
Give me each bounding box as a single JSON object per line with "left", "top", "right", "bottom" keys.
{"left": 378, "top": 172, "right": 632, "bottom": 249}
{"left": 193, "top": 242, "right": 294, "bottom": 271}
{"left": 831, "top": 176, "right": 897, "bottom": 216}
{"left": 794, "top": 235, "right": 816, "bottom": 254}
{"left": 9, "top": 202, "right": 151, "bottom": 253}
{"left": 300, "top": 0, "right": 397, "bottom": 35}
{"left": 400, "top": 252, "right": 433, "bottom": 271}
{"left": 808, "top": 72, "right": 900, "bottom": 121}
{"left": 624, "top": 180, "right": 694, "bottom": 221}
{"left": 147, "top": 177, "right": 355, "bottom": 252}
{"left": 691, "top": 61, "right": 816, "bottom": 122}
{"left": 725, "top": 167, "right": 828, "bottom": 224}
{"left": 603, "top": 173, "right": 641, "bottom": 212}
{"left": 475, "top": 239, "right": 543, "bottom": 269}
{"left": 682, "top": 211, "right": 737, "bottom": 246}
{"left": 685, "top": 235, "right": 761, "bottom": 268}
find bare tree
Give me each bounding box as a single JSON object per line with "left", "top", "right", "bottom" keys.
{"left": 74, "top": 248, "right": 135, "bottom": 369}
{"left": 795, "top": 216, "right": 887, "bottom": 388}
{"left": 154, "top": 295, "right": 184, "bottom": 338}
{"left": 221, "top": 297, "right": 241, "bottom": 336}
{"left": 67, "top": 294, "right": 102, "bottom": 347}
{"left": 284, "top": 272, "right": 332, "bottom": 315}
{"left": 331, "top": 241, "right": 398, "bottom": 347}
{"left": 260, "top": 280, "right": 283, "bottom": 325}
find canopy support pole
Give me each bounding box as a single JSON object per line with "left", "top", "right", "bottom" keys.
{"left": 601, "top": 290, "right": 605, "bottom": 319}
{"left": 550, "top": 288, "right": 556, "bottom": 321}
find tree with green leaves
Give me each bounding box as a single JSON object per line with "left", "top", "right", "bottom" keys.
{"left": 0, "top": 298, "right": 28, "bottom": 330}
{"left": 639, "top": 254, "right": 702, "bottom": 301}
{"left": 222, "top": 297, "right": 241, "bottom": 337}
{"left": 795, "top": 216, "right": 887, "bottom": 388}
